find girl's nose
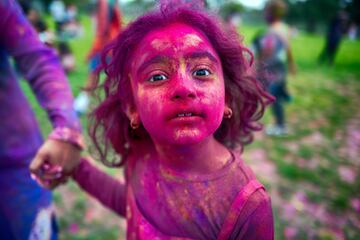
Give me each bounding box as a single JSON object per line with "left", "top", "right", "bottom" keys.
{"left": 171, "top": 75, "right": 197, "bottom": 101}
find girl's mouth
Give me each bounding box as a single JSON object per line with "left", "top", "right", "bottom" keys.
{"left": 167, "top": 108, "right": 204, "bottom": 122}
{"left": 172, "top": 110, "right": 203, "bottom": 119}
{"left": 177, "top": 112, "right": 195, "bottom": 117}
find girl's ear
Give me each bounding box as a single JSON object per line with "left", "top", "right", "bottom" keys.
{"left": 223, "top": 104, "right": 233, "bottom": 119}
{"left": 224, "top": 94, "right": 232, "bottom": 117}
{"left": 125, "top": 74, "right": 141, "bottom": 129}
{"left": 125, "top": 104, "right": 141, "bottom": 129}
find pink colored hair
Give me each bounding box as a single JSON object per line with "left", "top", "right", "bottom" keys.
{"left": 90, "top": 1, "right": 273, "bottom": 167}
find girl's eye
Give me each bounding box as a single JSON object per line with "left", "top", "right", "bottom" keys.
{"left": 193, "top": 69, "right": 211, "bottom": 77}
{"left": 149, "top": 74, "right": 167, "bottom": 82}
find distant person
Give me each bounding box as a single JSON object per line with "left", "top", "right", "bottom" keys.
{"left": 26, "top": 8, "right": 55, "bottom": 46}
{"left": 225, "top": 12, "right": 242, "bottom": 32}
{"left": 66, "top": 4, "right": 78, "bottom": 22}
{"left": 252, "top": 0, "right": 296, "bottom": 136}
{"left": 74, "top": 0, "right": 122, "bottom": 115}
{"left": 49, "top": 0, "right": 66, "bottom": 34}
{"left": 62, "top": 4, "right": 83, "bottom": 39}
{"left": 348, "top": 23, "right": 358, "bottom": 40}
{"left": 0, "top": 0, "right": 83, "bottom": 239}
{"left": 319, "top": 11, "right": 348, "bottom": 65}
{"left": 50, "top": 0, "right": 76, "bottom": 72}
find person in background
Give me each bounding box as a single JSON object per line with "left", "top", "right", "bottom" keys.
{"left": 19, "top": 2, "right": 55, "bottom": 46}
{"left": 0, "top": 1, "right": 83, "bottom": 239}
{"left": 49, "top": 0, "right": 76, "bottom": 72}
{"left": 348, "top": 23, "right": 358, "bottom": 40}
{"left": 319, "top": 10, "right": 348, "bottom": 65}
{"left": 62, "top": 4, "right": 83, "bottom": 40}
{"left": 73, "top": 0, "right": 122, "bottom": 115}
{"left": 49, "top": 0, "right": 66, "bottom": 35}
{"left": 252, "top": 0, "right": 296, "bottom": 136}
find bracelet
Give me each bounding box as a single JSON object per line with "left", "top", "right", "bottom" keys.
{"left": 48, "top": 127, "right": 86, "bottom": 150}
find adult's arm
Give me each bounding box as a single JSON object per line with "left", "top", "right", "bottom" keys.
{"left": 73, "top": 157, "right": 127, "bottom": 217}
{"left": 0, "top": 0, "right": 83, "bottom": 187}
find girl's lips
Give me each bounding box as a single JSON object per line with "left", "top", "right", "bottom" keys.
{"left": 168, "top": 108, "right": 204, "bottom": 120}
{"left": 175, "top": 112, "right": 197, "bottom": 117}
{"left": 166, "top": 109, "right": 204, "bottom": 126}
{"left": 169, "top": 114, "right": 203, "bottom": 125}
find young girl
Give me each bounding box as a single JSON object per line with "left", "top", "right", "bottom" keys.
{"left": 43, "top": 1, "right": 274, "bottom": 239}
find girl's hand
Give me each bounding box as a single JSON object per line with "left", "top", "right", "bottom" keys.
{"left": 30, "top": 163, "right": 66, "bottom": 189}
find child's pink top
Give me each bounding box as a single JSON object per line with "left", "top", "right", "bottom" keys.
{"left": 73, "top": 149, "right": 274, "bottom": 239}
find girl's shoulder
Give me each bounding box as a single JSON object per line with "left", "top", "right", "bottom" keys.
{"left": 219, "top": 149, "right": 273, "bottom": 239}
{"left": 230, "top": 148, "right": 258, "bottom": 182}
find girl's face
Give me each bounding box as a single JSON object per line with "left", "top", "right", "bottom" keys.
{"left": 128, "top": 23, "right": 225, "bottom": 146}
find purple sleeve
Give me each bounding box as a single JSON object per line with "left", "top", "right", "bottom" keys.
{"left": 0, "top": 0, "right": 81, "bottom": 132}
{"left": 72, "top": 158, "right": 127, "bottom": 217}
{"left": 231, "top": 190, "right": 274, "bottom": 240}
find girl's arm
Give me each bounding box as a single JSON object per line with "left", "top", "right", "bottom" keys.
{"left": 72, "top": 157, "right": 126, "bottom": 217}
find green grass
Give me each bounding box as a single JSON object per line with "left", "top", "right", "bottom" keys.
{"left": 21, "top": 16, "right": 360, "bottom": 240}
{"left": 242, "top": 23, "right": 360, "bottom": 239}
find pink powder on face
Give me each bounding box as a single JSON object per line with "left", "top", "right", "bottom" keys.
{"left": 129, "top": 23, "right": 225, "bottom": 147}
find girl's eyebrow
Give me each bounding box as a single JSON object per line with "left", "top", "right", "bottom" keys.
{"left": 137, "top": 51, "right": 218, "bottom": 74}
{"left": 184, "top": 51, "right": 219, "bottom": 64}
{"left": 137, "top": 55, "right": 172, "bottom": 74}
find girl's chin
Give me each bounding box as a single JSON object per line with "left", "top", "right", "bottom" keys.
{"left": 155, "top": 129, "right": 213, "bottom": 146}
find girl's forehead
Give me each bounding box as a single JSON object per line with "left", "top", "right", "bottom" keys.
{"left": 146, "top": 23, "right": 207, "bottom": 50}
{"left": 150, "top": 33, "right": 204, "bottom": 52}
{"left": 131, "top": 22, "right": 219, "bottom": 69}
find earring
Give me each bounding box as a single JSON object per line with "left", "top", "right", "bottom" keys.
{"left": 224, "top": 106, "right": 233, "bottom": 119}
{"left": 130, "top": 119, "right": 140, "bottom": 129}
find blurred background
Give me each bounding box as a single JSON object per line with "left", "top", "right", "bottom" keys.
{"left": 18, "top": 0, "right": 360, "bottom": 239}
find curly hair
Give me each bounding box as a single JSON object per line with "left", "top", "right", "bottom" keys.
{"left": 89, "top": 1, "right": 273, "bottom": 167}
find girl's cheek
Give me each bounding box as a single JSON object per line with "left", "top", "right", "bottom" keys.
{"left": 138, "top": 94, "right": 161, "bottom": 119}
{"left": 201, "top": 82, "right": 225, "bottom": 105}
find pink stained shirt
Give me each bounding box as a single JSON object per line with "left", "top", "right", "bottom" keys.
{"left": 73, "top": 149, "right": 274, "bottom": 239}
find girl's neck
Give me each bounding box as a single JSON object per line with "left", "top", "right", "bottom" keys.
{"left": 153, "top": 136, "right": 231, "bottom": 175}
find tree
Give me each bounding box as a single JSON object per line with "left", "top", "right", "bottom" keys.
{"left": 345, "top": 0, "right": 360, "bottom": 24}
{"left": 285, "top": 0, "right": 341, "bottom": 32}
{"left": 218, "top": 1, "right": 244, "bottom": 21}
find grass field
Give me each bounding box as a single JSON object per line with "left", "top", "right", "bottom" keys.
{"left": 21, "top": 16, "right": 360, "bottom": 240}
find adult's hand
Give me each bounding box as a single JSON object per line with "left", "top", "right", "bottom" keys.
{"left": 29, "top": 139, "right": 81, "bottom": 189}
